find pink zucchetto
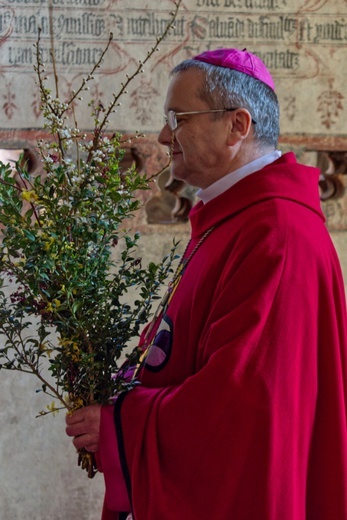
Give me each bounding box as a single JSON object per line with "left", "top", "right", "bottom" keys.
{"left": 193, "top": 48, "right": 275, "bottom": 91}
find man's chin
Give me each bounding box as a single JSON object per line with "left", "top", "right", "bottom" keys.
{"left": 169, "top": 165, "right": 184, "bottom": 182}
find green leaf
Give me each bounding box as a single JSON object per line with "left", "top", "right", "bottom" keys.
{"left": 22, "top": 229, "right": 36, "bottom": 242}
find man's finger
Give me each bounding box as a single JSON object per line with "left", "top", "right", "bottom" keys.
{"left": 66, "top": 422, "right": 87, "bottom": 438}
{"left": 65, "top": 409, "right": 85, "bottom": 425}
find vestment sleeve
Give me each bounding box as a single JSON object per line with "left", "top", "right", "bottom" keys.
{"left": 97, "top": 404, "right": 131, "bottom": 516}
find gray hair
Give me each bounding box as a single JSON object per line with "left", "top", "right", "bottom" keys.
{"left": 171, "top": 59, "right": 280, "bottom": 150}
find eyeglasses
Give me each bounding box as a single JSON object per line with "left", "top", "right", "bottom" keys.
{"left": 164, "top": 108, "right": 257, "bottom": 131}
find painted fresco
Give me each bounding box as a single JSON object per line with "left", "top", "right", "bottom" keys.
{"left": 0, "top": 0, "right": 345, "bottom": 134}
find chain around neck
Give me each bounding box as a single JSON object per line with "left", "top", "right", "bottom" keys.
{"left": 180, "top": 226, "right": 215, "bottom": 270}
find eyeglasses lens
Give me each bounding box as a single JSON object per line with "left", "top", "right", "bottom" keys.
{"left": 169, "top": 111, "right": 177, "bottom": 130}
{"left": 164, "top": 111, "right": 177, "bottom": 131}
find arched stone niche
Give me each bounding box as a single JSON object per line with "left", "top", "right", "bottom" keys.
{"left": 318, "top": 151, "right": 347, "bottom": 202}
{"left": 0, "top": 146, "right": 39, "bottom": 176}
{"left": 145, "top": 169, "right": 193, "bottom": 224}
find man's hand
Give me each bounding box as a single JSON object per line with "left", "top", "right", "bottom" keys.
{"left": 65, "top": 404, "right": 101, "bottom": 453}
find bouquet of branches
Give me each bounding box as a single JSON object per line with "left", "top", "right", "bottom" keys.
{"left": 0, "top": 3, "right": 181, "bottom": 477}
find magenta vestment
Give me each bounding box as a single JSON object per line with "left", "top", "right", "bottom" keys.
{"left": 99, "top": 152, "right": 347, "bottom": 520}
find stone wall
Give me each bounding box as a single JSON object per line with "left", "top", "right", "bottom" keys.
{"left": 0, "top": 0, "right": 346, "bottom": 518}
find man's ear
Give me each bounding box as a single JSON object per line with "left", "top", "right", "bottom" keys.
{"left": 227, "top": 109, "right": 253, "bottom": 146}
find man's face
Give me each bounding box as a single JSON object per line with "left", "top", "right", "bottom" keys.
{"left": 158, "top": 68, "right": 234, "bottom": 189}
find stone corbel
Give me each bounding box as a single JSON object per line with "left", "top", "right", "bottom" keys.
{"left": 318, "top": 151, "right": 346, "bottom": 201}
{"left": 145, "top": 169, "right": 192, "bottom": 224}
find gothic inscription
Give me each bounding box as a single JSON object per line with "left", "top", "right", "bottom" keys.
{"left": 0, "top": 0, "right": 345, "bottom": 133}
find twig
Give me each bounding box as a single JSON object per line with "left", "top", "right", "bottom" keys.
{"left": 48, "top": 0, "right": 59, "bottom": 99}
{"left": 87, "top": 0, "right": 182, "bottom": 162}
{"left": 1, "top": 326, "right": 70, "bottom": 411}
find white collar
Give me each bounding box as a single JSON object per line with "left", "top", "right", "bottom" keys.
{"left": 197, "top": 150, "right": 282, "bottom": 204}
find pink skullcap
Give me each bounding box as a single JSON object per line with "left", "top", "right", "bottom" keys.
{"left": 193, "top": 48, "right": 275, "bottom": 91}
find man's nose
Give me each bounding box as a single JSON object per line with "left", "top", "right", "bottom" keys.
{"left": 158, "top": 122, "right": 173, "bottom": 146}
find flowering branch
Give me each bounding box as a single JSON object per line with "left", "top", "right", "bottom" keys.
{"left": 0, "top": 0, "right": 182, "bottom": 478}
